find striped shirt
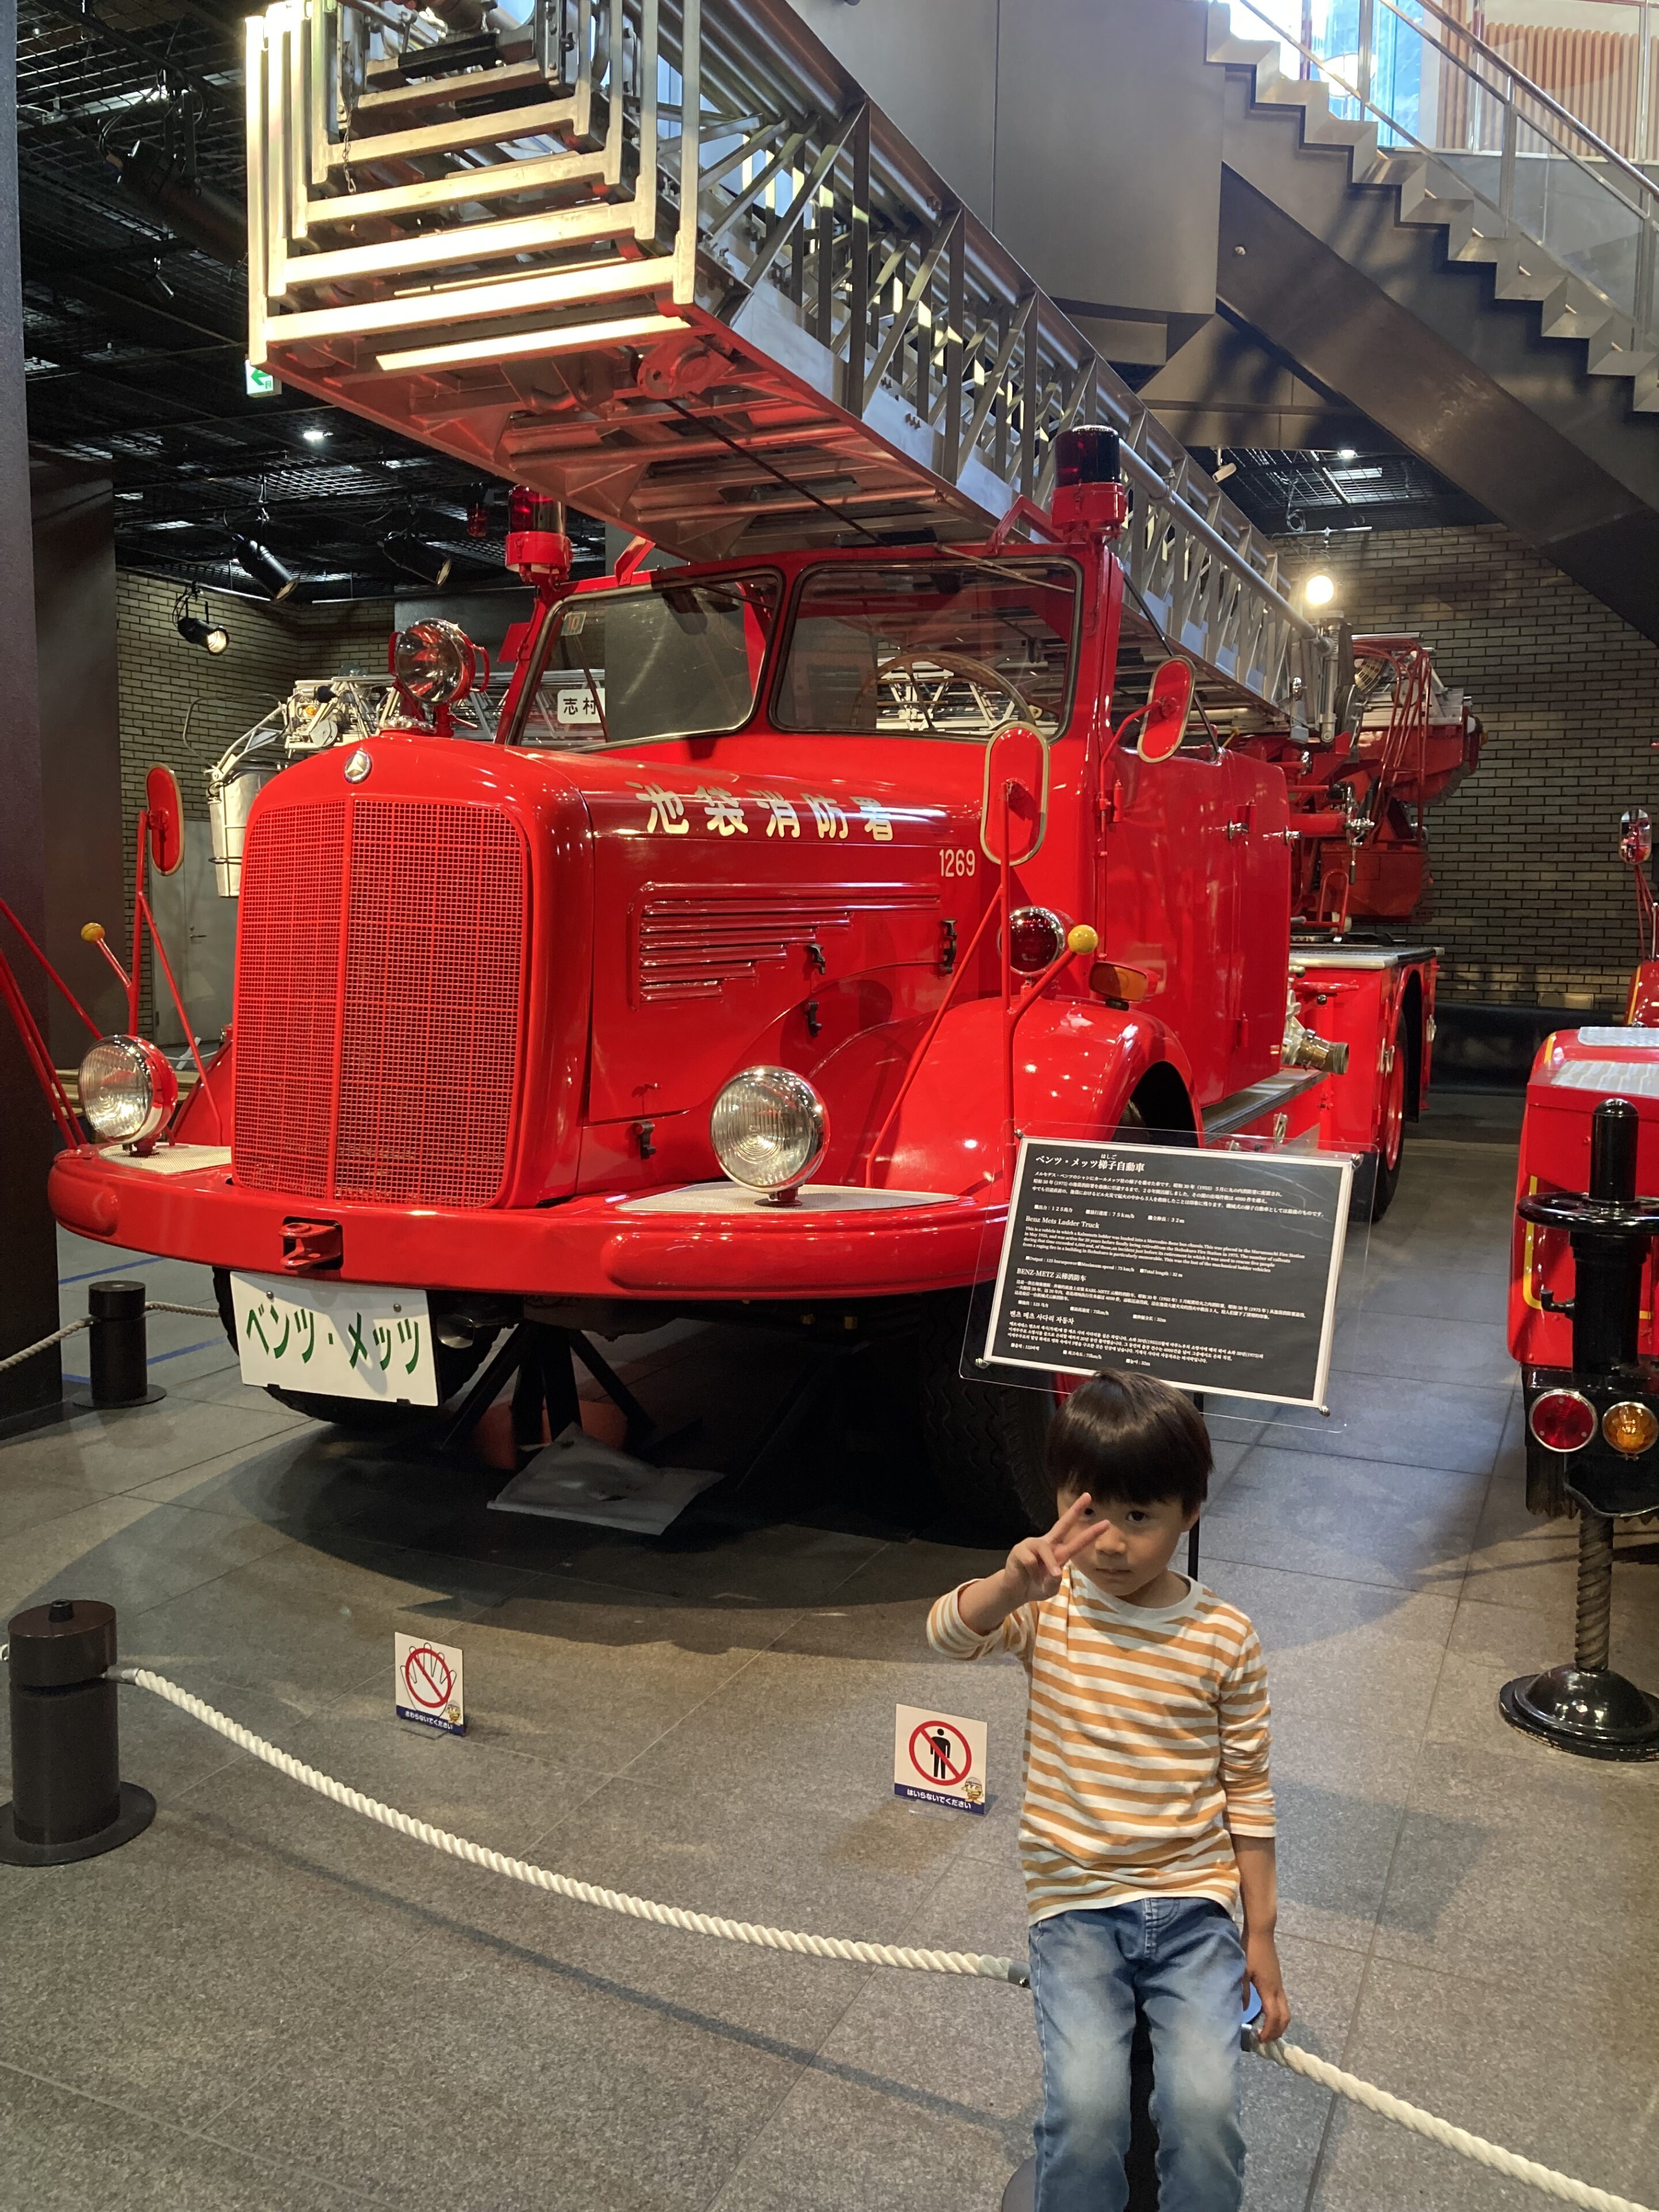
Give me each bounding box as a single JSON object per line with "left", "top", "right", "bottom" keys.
{"left": 926, "top": 1567, "right": 1275, "bottom": 1924}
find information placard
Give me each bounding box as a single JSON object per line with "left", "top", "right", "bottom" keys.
{"left": 984, "top": 1139, "right": 1353, "bottom": 1408}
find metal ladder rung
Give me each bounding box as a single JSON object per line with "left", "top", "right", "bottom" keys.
{"left": 303, "top": 148, "right": 613, "bottom": 229}
{"left": 350, "top": 60, "right": 555, "bottom": 120}
{"left": 328, "top": 96, "right": 581, "bottom": 169}
{"left": 267, "top": 252, "right": 675, "bottom": 346}
{"left": 286, "top": 200, "right": 642, "bottom": 287}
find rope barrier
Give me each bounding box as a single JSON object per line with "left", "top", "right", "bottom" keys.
{"left": 110, "top": 1668, "right": 1027, "bottom": 1984}
{"left": 108, "top": 1666, "right": 1658, "bottom": 2210}
{"left": 0, "top": 1301, "right": 218, "bottom": 1377}
{"left": 1252, "top": 2040, "right": 1656, "bottom": 2212}
{"left": 0, "top": 1319, "right": 89, "bottom": 1374}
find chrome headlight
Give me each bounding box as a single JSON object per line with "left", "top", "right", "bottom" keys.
{"left": 392, "top": 618, "right": 481, "bottom": 707}
{"left": 710, "top": 1067, "right": 828, "bottom": 1197}
{"left": 78, "top": 1035, "right": 179, "bottom": 1145}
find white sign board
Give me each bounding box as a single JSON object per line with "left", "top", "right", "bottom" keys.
{"left": 893, "top": 1704, "right": 987, "bottom": 1815}
{"left": 231, "top": 1273, "right": 437, "bottom": 1405}
{"left": 394, "top": 1633, "right": 465, "bottom": 1735}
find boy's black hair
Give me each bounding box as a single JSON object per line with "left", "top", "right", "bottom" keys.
{"left": 1046, "top": 1369, "right": 1211, "bottom": 1516}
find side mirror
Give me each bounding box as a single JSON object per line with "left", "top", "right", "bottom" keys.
{"left": 980, "top": 724, "right": 1048, "bottom": 864}
{"left": 145, "top": 763, "right": 185, "bottom": 875}
{"left": 1622, "top": 808, "right": 1652, "bottom": 866}
{"left": 1138, "top": 659, "right": 1196, "bottom": 763}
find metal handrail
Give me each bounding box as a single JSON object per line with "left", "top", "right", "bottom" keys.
{"left": 1406, "top": 0, "right": 1659, "bottom": 206}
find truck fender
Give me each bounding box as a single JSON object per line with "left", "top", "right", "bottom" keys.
{"left": 877, "top": 995, "right": 1196, "bottom": 1191}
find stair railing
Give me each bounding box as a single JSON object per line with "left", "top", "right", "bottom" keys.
{"left": 1228, "top": 0, "right": 1659, "bottom": 349}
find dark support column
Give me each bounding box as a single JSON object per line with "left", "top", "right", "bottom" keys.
{"left": 0, "top": 0, "right": 63, "bottom": 1431}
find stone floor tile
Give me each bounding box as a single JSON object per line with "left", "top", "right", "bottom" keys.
{"left": 1195, "top": 1447, "right": 1485, "bottom": 1593}
{"left": 1354, "top": 1266, "right": 1512, "bottom": 1324}
{"left": 1328, "top": 1308, "right": 1514, "bottom": 1390}
{"left": 1214, "top": 1373, "right": 1514, "bottom": 1475}
{"left": 0, "top": 1395, "right": 306, "bottom": 1501}
{"left": 0, "top": 2064, "right": 384, "bottom": 2211}
{"left": 1426, "top": 1585, "right": 1659, "bottom": 1760}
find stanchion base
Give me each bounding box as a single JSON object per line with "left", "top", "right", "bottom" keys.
{"left": 70, "top": 1387, "right": 165, "bottom": 1413}
{"left": 1500, "top": 1665, "right": 1659, "bottom": 1760}
{"left": 0, "top": 1782, "right": 156, "bottom": 1866}
{"left": 1001, "top": 2158, "right": 1035, "bottom": 2212}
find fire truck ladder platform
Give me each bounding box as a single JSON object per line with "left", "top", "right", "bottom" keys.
{"left": 248, "top": 0, "right": 1334, "bottom": 727}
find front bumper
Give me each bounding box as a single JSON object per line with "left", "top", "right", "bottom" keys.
{"left": 48, "top": 1145, "right": 997, "bottom": 1303}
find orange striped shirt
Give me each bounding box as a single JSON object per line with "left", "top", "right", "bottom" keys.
{"left": 926, "top": 1567, "right": 1275, "bottom": 1923}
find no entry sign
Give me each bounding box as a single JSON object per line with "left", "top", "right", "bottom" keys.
{"left": 894, "top": 1703, "right": 987, "bottom": 1815}
{"left": 394, "top": 1632, "right": 465, "bottom": 1736}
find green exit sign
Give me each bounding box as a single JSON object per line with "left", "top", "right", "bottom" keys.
{"left": 244, "top": 360, "right": 280, "bottom": 397}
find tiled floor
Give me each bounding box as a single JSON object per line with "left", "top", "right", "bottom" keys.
{"left": 3, "top": 1111, "right": 1658, "bottom": 2211}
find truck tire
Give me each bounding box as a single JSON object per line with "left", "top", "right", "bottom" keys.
{"left": 916, "top": 1287, "right": 1058, "bottom": 1540}
{"left": 1368, "top": 1013, "right": 1408, "bottom": 1221}
{"left": 211, "top": 1269, "right": 491, "bottom": 1436}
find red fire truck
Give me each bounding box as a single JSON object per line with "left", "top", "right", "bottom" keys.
{"left": 38, "top": 0, "right": 1486, "bottom": 1532}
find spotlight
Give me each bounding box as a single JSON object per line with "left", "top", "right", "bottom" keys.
{"left": 174, "top": 591, "right": 229, "bottom": 654}
{"left": 386, "top": 532, "right": 454, "bottom": 588}
{"left": 231, "top": 532, "right": 300, "bottom": 603}
{"left": 1336, "top": 447, "right": 1358, "bottom": 461}
{"left": 1304, "top": 573, "right": 1336, "bottom": 608}
{"left": 302, "top": 424, "right": 329, "bottom": 445}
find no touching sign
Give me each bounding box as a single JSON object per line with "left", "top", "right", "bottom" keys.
{"left": 394, "top": 1633, "right": 465, "bottom": 1736}
{"left": 893, "top": 1704, "right": 987, "bottom": 1815}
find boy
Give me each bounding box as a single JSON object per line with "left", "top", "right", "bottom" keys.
{"left": 927, "top": 1369, "right": 1289, "bottom": 2212}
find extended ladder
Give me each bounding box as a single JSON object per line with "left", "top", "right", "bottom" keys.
{"left": 248, "top": 0, "right": 1336, "bottom": 726}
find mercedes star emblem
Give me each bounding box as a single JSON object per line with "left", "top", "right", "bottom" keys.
{"left": 343, "top": 748, "right": 373, "bottom": 782}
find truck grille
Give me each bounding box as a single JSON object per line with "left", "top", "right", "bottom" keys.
{"left": 234, "top": 797, "right": 528, "bottom": 1208}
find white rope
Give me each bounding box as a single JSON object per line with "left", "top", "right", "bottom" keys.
{"left": 110, "top": 1668, "right": 1027, "bottom": 1984}
{"left": 108, "top": 1666, "right": 1657, "bottom": 2211}
{"left": 145, "top": 1303, "right": 220, "bottom": 1319}
{"left": 0, "top": 1319, "right": 89, "bottom": 1373}
{"left": 1252, "top": 2039, "right": 1657, "bottom": 2212}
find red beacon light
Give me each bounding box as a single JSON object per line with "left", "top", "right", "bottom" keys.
{"left": 1051, "top": 425, "right": 1129, "bottom": 541}
{"left": 506, "top": 485, "right": 573, "bottom": 587}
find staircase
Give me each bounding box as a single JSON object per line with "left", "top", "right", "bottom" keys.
{"left": 1205, "top": 1, "right": 1659, "bottom": 641}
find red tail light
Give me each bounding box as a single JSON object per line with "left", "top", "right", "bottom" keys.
{"left": 1528, "top": 1389, "right": 1597, "bottom": 1453}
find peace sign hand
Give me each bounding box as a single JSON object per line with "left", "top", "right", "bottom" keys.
{"left": 1002, "top": 1493, "right": 1099, "bottom": 1607}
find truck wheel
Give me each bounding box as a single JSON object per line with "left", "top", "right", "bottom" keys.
{"left": 1368, "top": 1014, "right": 1408, "bottom": 1221}
{"left": 916, "top": 1289, "right": 1058, "bottom": 1541}
{"left": 211, "top": 1270, "right": 492, "bottom": 1436}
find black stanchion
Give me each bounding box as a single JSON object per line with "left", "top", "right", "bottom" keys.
{"left": 73, "top": 1280, "right": 164, "bottom": 1411}
{"left": 0, "top": 1599, "right": 154, "bottom": 1865}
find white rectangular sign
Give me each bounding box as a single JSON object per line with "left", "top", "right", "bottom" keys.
{"left": 394, "top": 1632, "right": 465, "bottom": 1735}
{"left": 231, "top": 1272, "right": 438, "bottom": 1405}
{"left": 894, "top": 1704, "right": 988, "bottom": 1815}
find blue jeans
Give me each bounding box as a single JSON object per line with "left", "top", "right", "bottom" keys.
{"left": 1029, "top": 1898, "right": 1246, "bottom": 2212}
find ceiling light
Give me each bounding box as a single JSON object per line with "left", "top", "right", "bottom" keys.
{"left": 1336, "top": 447, "right": 1358, "bottom": 460}
{"left": 231, "top": 532, "right": 300, "bottom": 603}
{"left": 175, "top": 588, "right": 230, "bottom": 654}
{"left": 302, "top": 425, "right": 329, "bottom": 444}
{"left": 1304, "top": 573, "right": 1336, "bottom": 608}
{"left": 385, "top": 532, "right": 454, "bottom": 588}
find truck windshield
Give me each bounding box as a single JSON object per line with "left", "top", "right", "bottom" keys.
{"left": 774, "top": 559, "right": 1078, "bottom": 738}
{"left": 513, "top": 573, "right": 781, "bottom": 749}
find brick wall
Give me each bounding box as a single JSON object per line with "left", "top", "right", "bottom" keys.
{"left": 1274, "top": 522, "right": 1659, "bottom": 1012}
{"left": 116, "top": 575, "right": 396, "bottom": 1032}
